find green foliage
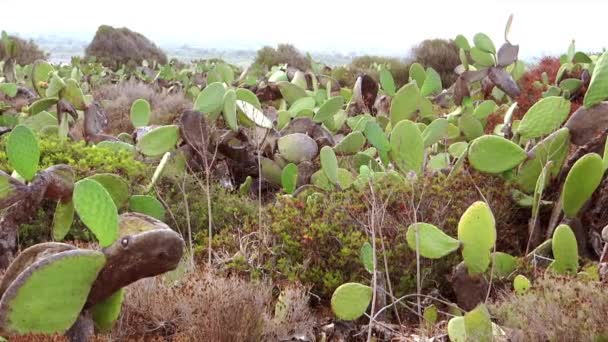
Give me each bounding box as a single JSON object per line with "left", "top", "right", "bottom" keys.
{"left": 513, "top": 274, "right": 531, "bottom": 295}
{"left": 136, "top": 125, "right": 180, "bottom": 157}
{"left": 6, "top": 125, "right": 39, "bottom": 181}
{"left": 129, "top": 195, "right": 165, "bottom": 221}
{"left": 468, "top": 135, "right": 526, "bottom": 174}
{"left": 359, "top": 242, "right": 374, "bottom": 273}
{"left": 457, "top": 201, "right": 496, "bottom": 274}
{"left": 0, "top": 249, "right": 105, "bottom": 334}
{"left": 130, "top": 99, "right": 151, "bottom": 128}
{"left": 549, "top": 224, "right": 579, "bottom": 275}
{"left": 406, "top": 223, "right": 460, "bottom": 259}
{"left": 562, "top": 153, "right": 604, "bottom": 218}
{"left": 330, "top": 282, "right": 372, "bottom": 321}
{"left": 281, "top": 163, "right": 298, "bottom": 194}
{"left": 491, "top": 252, "right": 517, "bottom": 278}
{"left": 74, "top": 179, "right": 119, "bottom": 247}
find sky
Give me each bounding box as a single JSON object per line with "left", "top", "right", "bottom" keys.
{"left": 1, "top": 0, "right": 607, "bottom": 59}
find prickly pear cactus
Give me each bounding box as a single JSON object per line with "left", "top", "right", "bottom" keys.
{"left": 549, "top": 224, "right": 579, "bottom": 275}
{"left": 6, "top": 125, "right": 40, "bottom": 181}
{"left": 73, "top": 178, "right": 119, "bottom": 247}
{"left": 468, "top": 135, "right": 526, "bottom": 174}
{"left": 136, "top": 125, "right": 180, "bottom": 157}
{"left": 130, "top": 99, "right": 151, "bottom": 128}
{"left": 330, "top": 282, "right": 372, "bottom": 321}
{"left": 0, "top": 249, "right": 106, "bottom": 335}
{"left": 406, "top": 223, "right": 460, "bottom": 259}
{"left": 457, "top": 201, "right": 496, "bottom": 274}
{"left": 562, "top": 153, "right": 604, "bottom": 218}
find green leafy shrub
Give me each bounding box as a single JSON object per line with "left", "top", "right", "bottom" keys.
{"left": 0, "top": 35, "right": 48, "bottom": 65}
{"left": 411, "top": 39, "right": 460, "bottom": 87}
{"left": 200, "top": 170, "right": 522, "bottom": 300}
{"left": 491, "top": 275, "right": 608, "bottom": 341}
{"left": 253, "top": 44, "right": 311, "bottom": 71}
{"left": 85, "top": 25, "right": 168, "bottom": 70}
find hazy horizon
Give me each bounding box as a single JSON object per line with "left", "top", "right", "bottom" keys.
{"left": 3, "top": 0, "right": 608, "bottom": 61}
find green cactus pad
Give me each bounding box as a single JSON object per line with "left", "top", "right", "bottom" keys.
{"left": 288, "top": 97, "right": 315, "bottom": 117}
{"left": 458, "top": 114, "right": 484, "bottom": 141}
{"left": 91, "top": 288, "right": 124, "bottom": 332}
{"left": 516, "top": 128, "right": 570, "bottom": 193}
{"left": 470, "top": 47, "right": 495, "bottom": 67}
{"left": 222, "top": 89, "right": 238, "bottom": 131}
{"left": 562, "top": 153, "right": 604, "bottom": 218}
{"left": 6, "top": 125, "right": 40, "bottom": 181}
{"left": 277, "top": 81, "right": 307, "bottom": 105}
{"left": 52, "top": 200, "right": 74, "bottom": 241}
{"left": 406, "top": 223, "right": 460, "bottom": 259}
{"left": 73, "top": 179, "right": 118, "bottom": 247}
{"left": 136, "top": 125, "right": 179, "bottom": 157}
{"left": 491, "top": 252, "right": 517, "bottom": 278}
{"left": 390, "top": 83, "right": 420, "bottom": 125}
{"left": 379, "top": 68, "right": 396, "bottom": 96}
{"left": 364, "top": 121, "right": 390, "bottom": 153}
{"left": 473, "top": 100, "right": 498, "bottom": 120}
{"left": 45, "top": 72, "right": 66, "bottom": 98}
{"left": 420, "top": 68, "right": 442, "bottom": 97}
{"left": 0, "top": 83, "right": 16, "bottom": 97}
{"left": 409, "top": 63, "right": 426, "bottom": 87}
{"left": 314, "top": 96, "right": 344, "bottom": 123}
{"left": 422, "top": 118, "right": 449, "bottom": 147}
{"left": 320, "top": 146, "right": 339, "bottom": 186}
{"left": 281, "top": 163, "right": 298, "bottom": 194}
{"left": 448, "top": 142, "right": 468, "bottom": 158}
{"left": 277, "top": 133, "right": 319, "bottom": 163}
{"left": 261, "top": 158, "right": 282, "bottom": 186}
{"left": 330, "top": 282, "right": 372, "bottom": 321}
{"left": 337, "top": 168, "right": 354, "bottom": 189}
{"left": 60, "top": 79, "right": 86, "bottom": 111}
{"left": 474, "top": 33, "right": 496, "bottom": 53}
{"left": 130, "top": 99, "right": 151, "bottom": 128}
{"left": 468, "top": 135, "right": 526, "bottom": 174}
{"left": 354, "top": 152, "right": 381, "bottom": 172}
{"left": 458, "top": 201, "right": 496, "bottom": 274}
{"left": 22, "top": 111, "right": 57, "bottom": 132}
{"left": 454, "top": 34, "right": 471, "bottom": 51}
{"left": 517, "top": 96, "right": 571, "bottom": 139}
{"left": 513, "top": 274, "right": 531, "bottom": 295}
{"left": 239, "top": 176, "right": 253, "bottom": 195}
{"left": 464, "top": 304, "right": 493, "bottom": 342}
{"left": 0, "top": 249, "right": 105, "bottom": 335}
{"left": 236, "top": 100, "right": 273, "bottom": 128}
{"left": 236, "top": 88, "right": 262, "bottom": 110}
{"left": 360, "top": 242, "right": 374, "bottom": 273}
{"left": 310, "top": 170, "right": 332, "bottom": 191}
{"left": 428, "top": 153, "right": 450, "bottom": 171}
{"left": 28, "top": 97, "right": 58, "bottom": 116}
{"left": 31, "top": 61, "right": 54, "bottom": 97}
{"left": 447, "top": 316, "right": 466, "bottom": 342}
{"left": 129, "top": 195, "right": 165, "bottom": 221}
{"left": 334, "top": 131, "right": 365, "bottom": 155}
{"left": 549, "top": 224, "right": 579, "bottom": 275}
{"left": 389, "top": 120, "right": 423, "bottom": 175}
{"left": 193, "top": 82, "right": 225, "bottom": 114}
{"left": 88, "top": 174, "right": 130, "bottom": 208}
{"left": 584, "top": 52, "right": 608, "bottom": 108}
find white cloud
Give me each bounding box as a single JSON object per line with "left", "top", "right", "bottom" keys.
{"left": 2, "top": 0, "right": 607, "bottom": 58}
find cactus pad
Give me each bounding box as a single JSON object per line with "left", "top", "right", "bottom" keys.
{"left": 73, "top": 179, "right": 118, "bottom": 247}
{"left": 468, "top": 135, "right": 526, "bottom": 173}
{"left": 130, "top": 99, "right": 151, "bottom": 128}
{"left": 236, "top": 100, "right": 273, "bottom": 128}
{"left": 458, "top": 201, "right": 496, "bottom": 274}
{"left": 562, "top": 153, "right": 604, "bottom": 218}
{"left": 330, "top": 282, "right": 372, "bottom": 321}
{"left": 406, "top": 223, "right": 460, "bottom": 259}
{"left": 584, "top": 52, "right": 608, "bottom": 108}
{"left": 517, "top": 96, "right": 570, "bottom": 139}
{"left": 193, "top": 82, "right": 225, "bottom": 113}
{"left": 277, "top": 133, "right": 319, "bottom": 163}
{"left": 389, "top": 120, "right": 424, "bottom": 174}
{"left": 128, "top": 195, "right": 165, "bottom": 221}
{"left": 6, "top": 125, "right": 40, "bottom": 181}
{"left": 0, "top": 249, "right": 105, "bottom": 335}
{"left": 52, "top": 200, "right": 74, "bottom": 241}
{"left": 88, "top": 174, "right": 130, "bottom": 208}
{"left": 320, "top": 146, "right": 339, "bottom": 185}
{"left": 513, "top": 275, "right": 531, "bottom": 295}
{"left": 314, "top": 96, "right": 344, "bottom": 123}
{"left": 136, "top": 125, "right": 180, "bottom": 157}
{"left": 222, "top": 89, "right": 238, "bottom": 131}
{"left": 549, "top": 224, "right": 579, "bottom": 275}
{"left": 91, "top": 289, "right": 124, "bottom": 332}
{"left": 334, "top": 131, "right": 365, "bottom": 155}
{"left": 281, "top": 163, "right": 298, "bottom": 194}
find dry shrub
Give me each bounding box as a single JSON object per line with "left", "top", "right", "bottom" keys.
{"left": 490, "top": 275, "right": 608, "bottom": 341}
{"left": 254, "top": 44, "right": 311, "bottom": 71}
{"left": 411, "top": 39, "right": 460, "bottom": 87}
{"left": 85, "top": 25, "right": 167, "bottom": 70}
{"left": 112, "top": 270, "right": 315, "bottom": 341}
{"left": 0, "top": 35, "right": 48, "bottom": 65}
{"left": 347, "top": 55, "right": 410, "bottom": 87}
{"left": 92, "top": 80, "right": 191, "bottom": 134}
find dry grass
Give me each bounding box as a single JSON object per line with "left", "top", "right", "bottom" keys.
{"left": 92, "top": 80, "right": 191, "bottom": 134}
{"left": 490, "top": 275, "right": 608, "bottom": 341}
{"left": 110, "top": 269, "right": 315, "bottom": 341}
